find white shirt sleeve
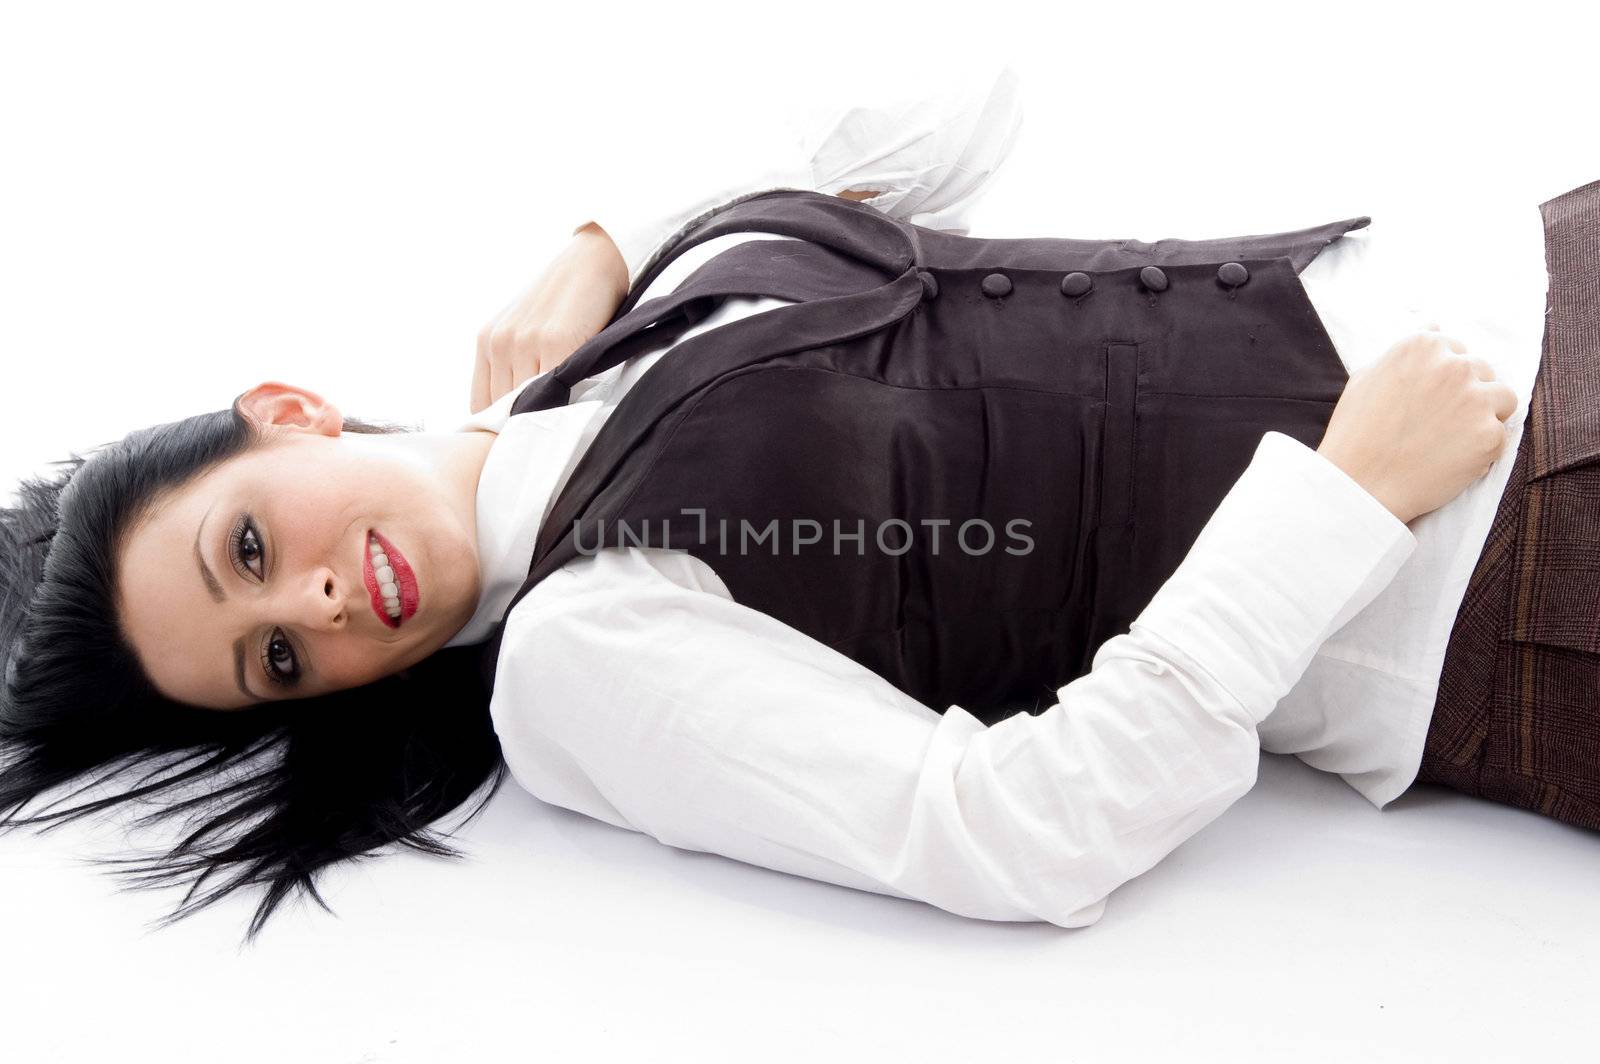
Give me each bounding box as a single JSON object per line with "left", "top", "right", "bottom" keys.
{"left": 487, "top": 430, "right": 1417, "bottom": 927}
{"left": 568, "top": 62, "right": 1025, "bottom": 288}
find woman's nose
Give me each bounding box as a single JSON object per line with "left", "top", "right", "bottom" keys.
{"left": 296, "top": 566, "right": 349, "bottom": 631}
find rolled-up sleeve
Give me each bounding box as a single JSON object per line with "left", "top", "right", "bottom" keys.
{"left": 488, "top": 430, "right": 1417, "bottom": 927}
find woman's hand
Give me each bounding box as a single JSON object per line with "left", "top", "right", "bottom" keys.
{"left": 1316, "top": 325, "right": 1519, "bottom": 525}
{"left": 470, "top": 221, "right": 630, "bottom": 414}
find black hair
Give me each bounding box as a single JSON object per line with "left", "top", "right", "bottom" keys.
{"left": 0, "top": 398, "right": 507, "bottom": 944}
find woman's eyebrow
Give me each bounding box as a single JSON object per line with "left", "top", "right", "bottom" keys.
{"left": 232, "top": 637, "right": 260, "bottom": 705}
{"left": 194, "top": 504, "right": 227, "bottom": 604}
{"left": 192, "top": 504, "right": 258, "bottom": 704}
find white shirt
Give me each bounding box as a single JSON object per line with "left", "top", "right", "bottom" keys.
{"left": 445, "top": 64, "right": 1548, "bottom": 927}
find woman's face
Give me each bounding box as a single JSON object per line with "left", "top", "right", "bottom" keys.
{"left": 116, "top": 382, "right": 494, "bottom": 710}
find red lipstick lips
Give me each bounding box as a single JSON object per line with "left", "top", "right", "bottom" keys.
{"left": 363, "top": 529, "right": 420, "bottom": 630}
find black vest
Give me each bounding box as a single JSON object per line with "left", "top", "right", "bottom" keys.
{"left": 479, "top": 190, "right": 1366, "bottom": 725}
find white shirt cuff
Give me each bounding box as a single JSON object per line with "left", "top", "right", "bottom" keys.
{"left": 1130, "top": 430, "right": 1418, "bottom": 725}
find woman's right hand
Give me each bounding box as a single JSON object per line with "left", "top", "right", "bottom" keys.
{"left": 1316, "top": 326, "right": 1519, "bottom": 525}
{"left": 470, "top": 221, "right": 630, "bottom": 414}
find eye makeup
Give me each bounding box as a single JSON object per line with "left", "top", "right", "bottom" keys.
{"left": 261, "top": 629, "right": 300, "bottom": 686}
{"left": 223, "top": 511, "right": 302, "bottom": 688}
{"left": 227, "top": 513, "right": 265, "bottom": 581}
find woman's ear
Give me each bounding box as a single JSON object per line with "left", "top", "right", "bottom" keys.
{"left": 234, "top": 382, "right": 344, "bottom": 437}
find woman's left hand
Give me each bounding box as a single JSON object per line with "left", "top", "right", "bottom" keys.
{"left": 471, "top": 221, "right": 630, "bottom": 414}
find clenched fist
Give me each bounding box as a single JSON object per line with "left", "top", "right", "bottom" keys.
{"left": 470, "top": 221, "right": 630, "bottom": 414}
{"left": 1316, "top": 326, "right": 1519, "bottom": 525}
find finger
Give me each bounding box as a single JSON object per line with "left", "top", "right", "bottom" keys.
{"left": 512, "top": 334, "right": 540, "bottom": 387}
{"left": 1416, "top": 316, "right": 1466, "bottom": 349}
{"left": 1467, "top": 356, "right": 1497, "bottom": 382}
{"left": 1420, "top": 332, "right": 1465, "bottom": 356}
{"left": 1486, "top": 381, "right": 1519, "bottom": 422}
{"left": 1417, "top": 329, "right": 1467, "bottom": 355}
{"left": 535, "top": 330, "right": 585, "bottom": 379}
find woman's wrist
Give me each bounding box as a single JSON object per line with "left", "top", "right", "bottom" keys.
{"left": 571, "top": 220, "right": 630, "bottom": 304}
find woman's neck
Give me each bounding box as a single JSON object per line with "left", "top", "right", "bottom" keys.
{"left": 341, "top": 427, "right": 499, "bottom": 551}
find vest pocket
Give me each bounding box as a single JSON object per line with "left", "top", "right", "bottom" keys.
{"left": 1501, "top": 464, "right": 1600, "bottom": 656}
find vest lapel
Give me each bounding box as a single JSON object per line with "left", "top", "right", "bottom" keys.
{"left": 510, "top": 230, "right": 908, "bottom": 415}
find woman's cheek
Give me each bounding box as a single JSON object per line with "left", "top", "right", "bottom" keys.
{"left": 320, "top": 637, "right": 390, "bottom": 690}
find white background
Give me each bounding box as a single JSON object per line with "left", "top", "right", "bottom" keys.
{"left": 2, "top": 2, "right": 1598, "bottom": 1062}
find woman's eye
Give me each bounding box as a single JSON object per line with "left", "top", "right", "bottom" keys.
{"left": 262, "top": 629, "right": 299, "bottom": 686}
{"left": 230, "top": 516, "right": 264, "bottom": 580}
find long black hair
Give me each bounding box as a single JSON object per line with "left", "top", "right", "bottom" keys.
{"left": 0, "top": 398, "right": 508, "bottom": 943}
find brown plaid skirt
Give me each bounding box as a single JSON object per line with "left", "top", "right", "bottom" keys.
{"left": 1412, "top": 177, "right": 1600, "bottom": 829}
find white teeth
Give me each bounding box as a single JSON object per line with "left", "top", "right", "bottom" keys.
{"left": 370, "top": 533, "right": 402, "bottom": 621}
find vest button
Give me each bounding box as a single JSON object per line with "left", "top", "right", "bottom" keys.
{"left": 918, "top": 270, "right": 940, "bottom": 301}
{"left": 1139, "top": 265, "right": 1169, "bottom": 292}
{"left": 981, "top": 272, "right": 1013, "bottom": 298}
{"left": 1060, "top": 271, "right": 1093, "bottom": 297}
{"left": 1217, "top": 261, "right": 1250, "bottom": 288}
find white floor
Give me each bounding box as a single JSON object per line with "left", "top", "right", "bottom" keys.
{"left": 2, "top": 752, "right": 1596, "bottom": 1062}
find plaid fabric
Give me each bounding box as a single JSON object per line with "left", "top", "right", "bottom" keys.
{"left": 1414, "top": 178, "right": 1600, "bottom": 829}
